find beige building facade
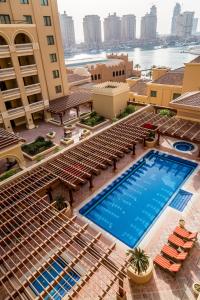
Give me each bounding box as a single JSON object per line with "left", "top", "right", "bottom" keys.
{"left": 0, "top": 0, "right": 68, "bottom": 132}
{"left": 92, "top": 81, "right": 130, "bottom": 119}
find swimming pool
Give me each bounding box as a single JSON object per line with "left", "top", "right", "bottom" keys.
{"left": 80, "top": 150, "right": 197, "bottom": 248}
{"left": 30, "top": 257, "right": 80, "bottom": 300}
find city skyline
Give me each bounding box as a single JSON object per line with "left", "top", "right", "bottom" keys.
{"left": 57, "top": 0, "right": 200, "bottom": 42}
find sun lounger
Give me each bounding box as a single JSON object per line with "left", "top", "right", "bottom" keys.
{"left": 154, "top": 255, "right": 181, "bottom": 274}
{"left": 174, "top": 226, "right": 198, "bottom": 241}
{"left": 168, "top": 234, "right": 194, "bottom": 250}
{"left": 161, "top": 244, "right": 188, "bottom": 261}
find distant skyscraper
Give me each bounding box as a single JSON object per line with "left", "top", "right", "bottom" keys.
{"left": 104, "top": 13, "right": 121, "bottom": 44}
{"left": 60, "top": 12, "right": 75, "bottom": 51}
{"left": 140, "top": 6, "right": 157, "bottom": 40}
{"left": 121, "top": 15, "right": 136, "bottom": 42}
{"left": 171, "top": 3, "right": 181, "bottom": 36}
{"left": 192, "top": 18, "right": 198, "bottom": 34}
{"left": 83, "top": 15, "right": 102, "bottom": 49}
{"left": 176, "top": 12, "right": 194, "bottom": 37}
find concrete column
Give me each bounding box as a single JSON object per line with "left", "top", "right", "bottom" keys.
{"left": 44, "top": 111, "right": 52, "bottom": 122}
{"left": 0, "top": 92, "right": 13, "bottom": 132}
{"left": 25, "top": 110, "right": 35, "bottom": 129}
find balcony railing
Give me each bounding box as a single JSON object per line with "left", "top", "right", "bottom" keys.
{"left": 15, "top": 43, "right": 33, "bottom": 51}
{"left": 25, "top": 83, "right": 41, "bottom": 94}
{"left": 0, "top": 45, "right": 9, "bottom": 52}
{"left": 7, "top": 106, "right": 24, "bottom": 116}
{"left": 0, "top": 67, "right": 15, "bottom": 80}
{"left": 20, "top": 64, "right": 37, "bottom": 75}
{"left": 1, "top": 88, "right": 20, "bottom": 98}
{"left": 29, "top": 100, "right": 44, "bottom": 109}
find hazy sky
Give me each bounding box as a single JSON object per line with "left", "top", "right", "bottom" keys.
{"left": 57, "top": 0, "right": 200, "bottom": 42}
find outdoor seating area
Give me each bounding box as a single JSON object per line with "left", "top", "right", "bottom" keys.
{"left": 154, "top": 223, "right": 198, "bottom": 275}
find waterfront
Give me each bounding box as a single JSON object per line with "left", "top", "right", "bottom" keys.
{"left": 65, "top": 47, "right": 198, "bottom": 70}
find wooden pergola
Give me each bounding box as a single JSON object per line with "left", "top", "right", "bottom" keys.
{"left": 0, "top": 128, "right": 21, "bottom": 150}
{"left": 47, "top": 91, "right": 92, "bottom": 125}
{"left": 157, "top": 117, "right": 200, "bottom": 156}
{"left": 0, "top": 192, "right": 129, "bottom": 300}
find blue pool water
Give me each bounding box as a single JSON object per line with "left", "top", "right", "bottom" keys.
{"left": 169, "top": 189, "right": 193, "bottom": 212}
{"left": 30, "top": 257, "right": 80, "bottom": 300}
{"left": 173, "top": 141, "right": 195, "bottom": 152}
{"left": 80, "top": 150, "right": 197, "bottom": 248}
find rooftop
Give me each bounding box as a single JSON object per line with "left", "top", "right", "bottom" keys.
{"left": 130, "top": 79, "right": 150, "bottom": 96}
{"left": 87, "top": 59, "right": 124, "bottom": 69}
{"left": 171, "top": 91, "right": 200, "bottom": 108}
{"left": 67, "top": 73, "right": 90, "bottom": 83}
{"left": 189, "top": 55, "right": 200, "bottom": 64}
{"left": 152, "top": 67, "right": 185, "bottom": 86}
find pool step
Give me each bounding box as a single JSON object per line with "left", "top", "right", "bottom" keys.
{"left": 169, "top": 189, "right": 193, "bottom": 212}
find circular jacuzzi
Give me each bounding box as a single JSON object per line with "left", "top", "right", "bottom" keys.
{"left": 173, "top": 141, "right": 196, "bottom": 153}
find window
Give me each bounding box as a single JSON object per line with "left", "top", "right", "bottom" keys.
{"left": 173, "top": 93, "right": 181, "bottom": 100}
{"left": 43, "top": 16, "right": 51, "bottom": 26}
{"left": 116, "top": 71, "right": 118, "bottom": 76}
{"left": 0, "top": 14, "right": 11, "bottom": 24}
{"left": 122, "top": 70, "right": 125, "bottom": 75}
{"left": 55, "top": 85, "right": 62, "bottom": 93}
{"left": 0, "top": 0, "right": 6, "bottom": 2}
{"left": 91, "top": 75, "right": 94, "bottom": 81}
{"left": 119, "top": 70, "right": 121, "bottom": 76}
{"left": 24, "top": 15, "right": 32, "bottom": 24}
{"left": 53, "top": 70, "right": 59, "bottom": 78}
{"left": 150, "top": 90, "right": 157, "bottom": 97}
{"left": 94, "top": 74, "right": 97, "bottom": 80}
{"left": 98, "top": 74, "right": 101, "bottom": 80}
{"left": 41, "top": 0, "right": 48, "bottom": 5}
{"left": 20, "top": 0, "right": 29, "bottom": 3}
{"left": 49, "top": 53, "right": 57, "bottom": 63}
{"left": 113, "top": 71, "right": 115, "bottom": 77}
{"left": 47, "top": 35, "right": 54, "bottom": 45}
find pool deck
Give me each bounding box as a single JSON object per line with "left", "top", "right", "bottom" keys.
{"left": 71, "top": 136, "right": 200, "bottom": 300}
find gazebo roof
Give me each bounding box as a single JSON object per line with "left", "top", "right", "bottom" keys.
{"left": 47, "top": 91, "right": 92, "bottom": 114}
{"left": 0, "top": 128, "right": 21, "bottom": 150}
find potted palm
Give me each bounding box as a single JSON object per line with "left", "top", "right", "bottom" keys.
{"left": 54, "top": 195, "right": 71, "bottom": 217}
{"left": 145, "top": 131, "right": 157, "bottom": 148}
{"left": 126, "top": 248, "right": 153, "bottom": 284}
{"left": 192, "top": 282, "right": 200, "bottom": 296}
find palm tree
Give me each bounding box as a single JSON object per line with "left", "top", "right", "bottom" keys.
{"left": 135, "top": 64, "right": 141, "bottom": 70}
{"left": 127, "top": 248, "right": 149, "bottom": 275}
{"left": 55, "top": 195, "right": 66, "bottom": 211}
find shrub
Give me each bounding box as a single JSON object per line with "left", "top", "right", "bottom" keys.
{"left": 80, "top": 112, "right": 105, "bottom": 127}
{"left": 127, "top": 248, "right": 149, "bottom": 275}
{"left": 159, "top": 109, "right": 173, "bottom": 117}
{"left": 22, "top": 136, "right": 54, "bottom": 156}
{"left": 117, "top": 105, "right": 136, "bottom": 119}
{"left": 0, "top": 169, "right": 17, "bottom": 182}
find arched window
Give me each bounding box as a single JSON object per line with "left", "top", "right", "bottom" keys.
{"left": 122, "top": 70, "right": 125, "bottom": 75}
{"left": 113, "top": 71, "right": 115, "bottom": 77}
{"left": 98, "top": 74, "right": 101, "bottom": 80}
{"left": 116, "top": 71, "right": 118, "bottom": 76}
{"left": 119, "top": 70, "right": 121, "bottom": 76}
{"left": 94, "top": 74, "right": 97, "bottom": 80}
{"left": 91, "top": 75, "right": 94, "bottom": 81}
{"left": 0, "top": 35, "right": 8, "bottom": 45}
{"left": 14, "top": 33, "right": 31, "bottom": 44}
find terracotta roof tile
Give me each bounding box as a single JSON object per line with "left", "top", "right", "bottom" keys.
{"left": 171, "top": 91, "right": 200, "bottom": 108}
{"left": 153, "top": 68, "right": 184, "bottom": 86}
{"left": 0, "top": 128, "right": 21, "bottom": 150}
{"left": 130, "top": 79, "right": 150, "bottom": 95}
{"left": 67, "top": 73, "right": 90, "bottom": 83}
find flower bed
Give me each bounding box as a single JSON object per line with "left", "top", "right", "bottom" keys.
{"left": 0, "top": 168, "right": 18, "bottom": 182}
{"left": 22, "top": 136, "right": 57, "bottom": 161}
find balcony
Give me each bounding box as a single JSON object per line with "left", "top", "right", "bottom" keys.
{"left": 20, "top": 64, "right": 37, "bottom": 76}
{"left": 1, "top": 88, "right": 20, "bottom": 101}
{"left": 29, "top": 100, "right": 45, "bottom": 112}
{"left": 25, "top": 83, "right": 41, "bottom": 95}
{"left": 0, "top": 45, "right": 10, "bottom": 58}
{"left": 0, "top": 67, "right": 15, "bottom": 80}
{"left": 15, "top": 43, "right": 33, "bottom": 55}
{"left": 7, "top": 106, "right": 25, "bottom": 118}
